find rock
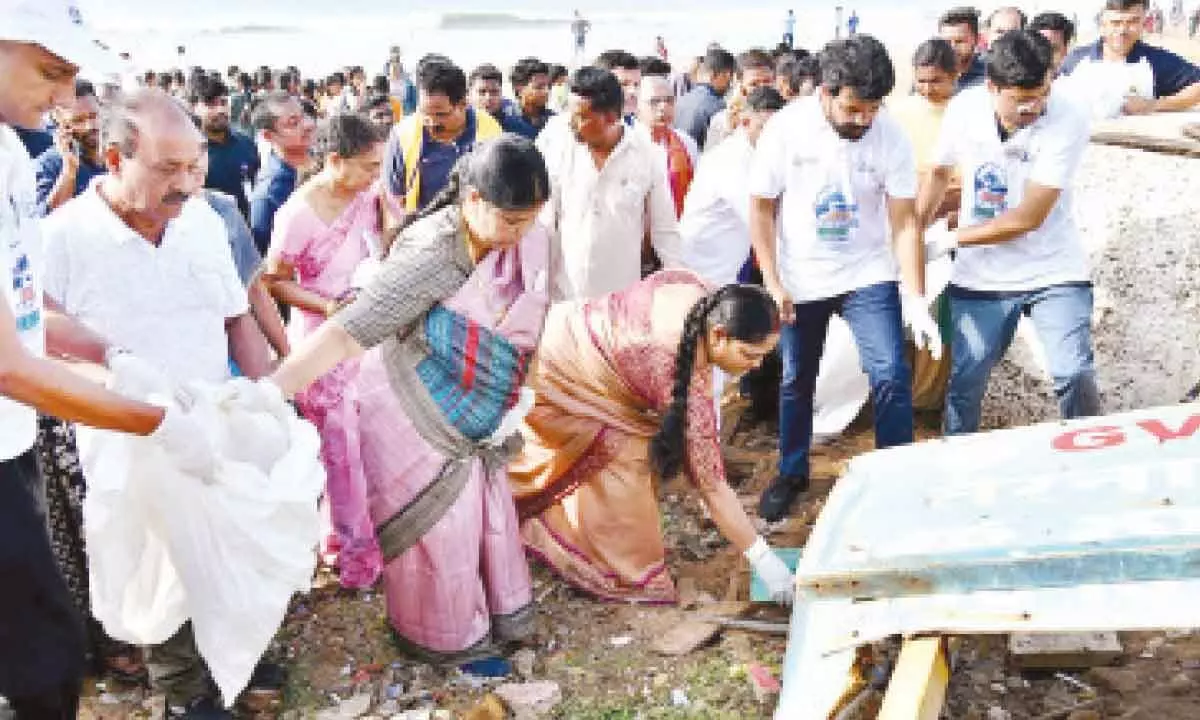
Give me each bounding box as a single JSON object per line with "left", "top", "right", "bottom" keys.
{"left": 609, "top": 635, "right": 633, "bottom": 647}
{"left": 494, "top": 681, "right": 563, "bottom": 719}
{"left": 315, "top": 693, "right": 374, "bottom": 720}
{"left": 1087, "top": 667, "right": 1141, "bottom": 696}
{"left": 1165, "top": 671, "right": 1196, "bottom": 695}
{"left": 987, "top": 707, "right": 1011, "bottom": 720}
{"left": 512, "top": 648, "right": 537, "bottom": 680}
{"left": 651, "top": 618, "right": 721, "bottom": 656}
{"left": 1005, "top": 675, "right": 1025, "bottom": 690}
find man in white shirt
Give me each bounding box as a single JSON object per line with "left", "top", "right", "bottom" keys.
{"left": 748, "top": 35, "right": 938, "bottom": 522}
{"left": 537, "top": 66, "right": 683, "bottom": 300}
{"left": 917, "top": 29, "right": 1099, "bottom": 436}
{"left": 41, "top": 88, "right": 271, "bottom": 719}
{"left": 704, "top": 49, "right": 777, "bottom": 152}
{"left": 0, "top": 2, "right": 218, "bottom": 717}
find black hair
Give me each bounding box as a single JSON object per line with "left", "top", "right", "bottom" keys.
{"left": 328, "top": 71, "right": 346, "bottom": 86}
{"left": 913, "top": 37, "right": 958, "bottom": 74}
{"left": 640, "top": 56, "right": 672, "bottom": 77}
{"left": 549, "top": 64, "right": 568, "bottom": 82}
{"left": 1030, "top": 11, "right": 1076, "bottom": 45}
{"left": 193, "top": 76, "right": 228, "bottom": 105}
{"left": 278, "top": 71, "right": 297, "bottom": 89}
{"left": 986, "top": 29, "right": 1053, "bottom": 89}
{"left": 396, "top": 133, "right": 550, "bottom": 233}
{"left": 568, "top": 66, "right": 623, "bottom": 115}
{"left": 649, "top": 284, "right": 780, "bottom": 480}
{"left": 252, "top": 90, "right": 296, "bottom": 131}
{"left": 939, "top": 6, "right": 981, "bottom": 35}
{"left": 372, "top": 74, "right": 390, "bottom": 94}
{"left": 237, "top": 73, "right": 253, "bottom": 92}
{"left": 594, "top": 49, "right": 640, "bottom": 71}
{"left": 1105, "top": 0, "right": 1146, "bottom": 10}
{"left": 703, "top": 47, "right": 738, "bottom": 75}
{"left": 417, "top": 59, "right": 468, "bottom": 105}
{"left": 510, "top": 57, "right": 550, "bottom": 90}
{"left": 75, "top": 79, "right": 96, "bottom": 99}
{"left": 254, "top": 67, "right": 273, "bottom": 87}
{"left": 470, "top": 63, "right": 504, "bottom": 86}
{"left": 737, "top": 49, "right": 775, "bottom": 77}
{"left": 364, "top": 94, "right": 393, "bottom": 112}
{"left": 745, "top": 86, "right": 786, "bottom": 112}
{"left": 792, "top": 54, "right": 820, "bottom": 86}
{"left": 820, "top": 34, "right": 895, "bottom": 100}
{"left": 314, "top": 112, "right": 382, "bottom": 159}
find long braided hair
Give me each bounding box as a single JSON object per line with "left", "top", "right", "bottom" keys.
{"left": 649, "top": 283, "right": 780, "bottom": 480}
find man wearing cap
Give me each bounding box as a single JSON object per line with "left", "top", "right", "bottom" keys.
{"left": 0, "top": 1, "right": 219, "bottom": 717}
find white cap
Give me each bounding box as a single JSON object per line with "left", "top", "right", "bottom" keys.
{"left": 2, "top": 0, "right": 116, "bottom": 74}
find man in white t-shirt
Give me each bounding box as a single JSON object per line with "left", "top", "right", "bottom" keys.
{"left": 748, "top": 35, "right": 939, "bottom": 522}
{"left": 916, "top": 29, "right": 1099, "bottom": 436}
{"left": 40, "top": 87, "right": 272, "bottom": 719}
{"left": 0, "top": 2, "right": 220, "bottom": 716}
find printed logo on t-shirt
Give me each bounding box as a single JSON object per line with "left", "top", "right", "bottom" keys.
{"left": 972, "top": 162, "right": 1008, "bottom": 220}
{"left": 9, "top": 251, "right": 39, "bottom": 333}
{"left": 813, "top": 185, "right": 859, "bottom": 241}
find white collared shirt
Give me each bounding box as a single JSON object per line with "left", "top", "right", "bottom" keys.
{"left": 680, "top": 130, "right": 756, "bottom": 286}
{"left": 0, "top": 125, "right": 44, "bottom": 460}
{"left": 748, "top": 95, "right": 917, "bottom": 302}
{"left": 41, "top": 182, "right": 247, "bottom": 384}
{"left": 537, "top": 117, "right": 683, "bottom": 300}
{"left": 933, "top": 85, "right": 1091, "bottom": 292}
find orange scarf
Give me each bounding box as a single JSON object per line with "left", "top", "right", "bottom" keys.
{"left": 651, "top": 127, "right": 694, "bottom": 218}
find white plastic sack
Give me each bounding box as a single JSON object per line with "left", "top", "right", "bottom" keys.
{"left": 78, "top": 373, "right": 324, "bottom": 706}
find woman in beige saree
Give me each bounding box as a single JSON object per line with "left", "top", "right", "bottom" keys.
{"left": 510, "top": 270, "right": 795, "bottom": 604}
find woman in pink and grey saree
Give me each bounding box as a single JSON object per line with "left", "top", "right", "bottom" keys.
{"left": 509, "top": 272, "right": 797, "bottom": 606}
{"left": 264, "top": 114, "right": 387, "bottom": 588}
{"left": 268, "top": 136, "right": 552, "bottom": 663}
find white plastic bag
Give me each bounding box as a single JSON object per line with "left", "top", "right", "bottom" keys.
{"left": 79, "top": 374, "right": 324, "bottom": 706}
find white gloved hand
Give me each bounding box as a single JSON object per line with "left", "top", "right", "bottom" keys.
{"left": 901, "top": 292, "right": 944, "bottom": 360}
{"left": 221, "top": 377, "right": 293, "bottom": 426}
{"left": 485, "top": 386, "right": 535, "bottom": 447}
{"left": 923, "top": 230, "right": 959, "bottom": 262}
{"left": 107, "top": 352, "right": 171, "bottom": 400}
{"left": 150, "top": 406, "right": 219, "bottom": 483}
{"left": 744, "top": 536, "right": 795, "bottom": 605}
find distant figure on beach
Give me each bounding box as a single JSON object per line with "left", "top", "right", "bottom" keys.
{"left": 572, "top": 10, "right": 591, "bottom": 57}
{"left": 656, "top": 35, "right": 669, "bottom": 62}
{"left": 985, "top": 6, "right": 1027, "bottom": 46}
{"left": 848, "top": 10, "right": 860, "bottom": 36}
{"left": 1060, "top": 0, "right": 1200, "bottom": 114}
{"left": 784, "top": 9, "right": 796, "bottom": 49}
{"left": 1191, "top": 6, "right": 1200, "bottom": 37}
{"left": 938, "top": 6, "right": 986, "bottom": 91}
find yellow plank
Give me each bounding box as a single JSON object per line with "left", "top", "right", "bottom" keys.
{"left": 877, "top": 637, "right": 950, "bottom": 720}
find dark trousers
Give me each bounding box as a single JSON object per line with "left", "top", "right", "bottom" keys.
{"left": 0, "top": 451, "right": 85, "bottom": 717}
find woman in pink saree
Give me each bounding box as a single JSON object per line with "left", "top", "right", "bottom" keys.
{"left": 267, "top": 136, "right": 552, "bottom": 663}
{"left": 264, "top": 113, "right": 386, "bottom": 588}
{"left": 509, "top": 272, "right": 796, "bottom": 605}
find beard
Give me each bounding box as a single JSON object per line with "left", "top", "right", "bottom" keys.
{"left": 831, "top": 121, "right": 869, "bottom": 140}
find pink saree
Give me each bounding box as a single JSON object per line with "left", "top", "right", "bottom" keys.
{"left": 509, "top": 270, "right": 729, "bottom": 604}
{"left": 269, "top": 184, "right": 381, "bottom": 588}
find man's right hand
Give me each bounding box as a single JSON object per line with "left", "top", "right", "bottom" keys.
{"left": 150, "top": 407, "right": 219, "bottom": 482}
{"left": 54, "top": 130, "right": 80, "bottom": 175}
{"left": 766, "top": 280, "right": 795, "bottom": 325}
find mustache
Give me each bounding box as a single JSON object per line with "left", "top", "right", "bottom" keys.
{"left": 163, "top": 192, "right": 190, "bottom": 204}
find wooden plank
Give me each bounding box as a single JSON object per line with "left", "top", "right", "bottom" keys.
{"left": 1091, "top": 130, "right": 1200, "bottom": 159}
{"left": 1009, "top": 631, "right": 1123, "bottom": 669}
{"left": 877, "top": 637, "right": 950, "bottom": 720}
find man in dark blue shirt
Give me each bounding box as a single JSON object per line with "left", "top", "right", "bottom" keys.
{"left": 33, "top": 80, "right": 105, "bottom": 214}
{"left": 193, "top": 77, "right": 260, "bottom": 219}
{"left": 14, "top": 125, "right": 53, "bottom": 158}
{"left": 674, "top": 47, "right": 736, "bottom": 149}
{"left": 939, "top": 6, "right": 987, "bottom": 92}
{"left": 509, "top": 57, "right": 555, "bottom": 137}
{"left": 1060, "top": 0, "right": 1200, "bottom": 113}
{"left": 468, "top": 63, "right": 537, "bottom": 137}
{"left": 249, "top": 92, "right": 315, "bottom": 255}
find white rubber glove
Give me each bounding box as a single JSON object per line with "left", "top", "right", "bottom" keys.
{"left": 150, "top": 406, "right": 219, "bottom": 483}
{"left": 901, "top": 292, "right": 943, "bottom": 360}
{"left": 107, "top": 352, "right": 171, "bottom": 400}
{"left": 221, "top": 377, "right": 293, "bottom": 426}
{"left": 486, "top": 386, "right": 535, "bottom": 447}
{"left": 923, "top": 230, "right": 959, "bottom": 262}
{"left": 744, "top": 536, "right": 795, "bottom": 605}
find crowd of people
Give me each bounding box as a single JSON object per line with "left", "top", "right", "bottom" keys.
{"left": 3, "top": 0, "right": 1200, "bottom": 717}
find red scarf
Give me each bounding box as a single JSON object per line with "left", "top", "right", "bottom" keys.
{"left": 651, "top": 127, "right": 694, "bottom": 218}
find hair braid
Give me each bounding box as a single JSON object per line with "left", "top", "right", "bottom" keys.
{"left": 649, "top": 287, "right": 731, "bottom": 480}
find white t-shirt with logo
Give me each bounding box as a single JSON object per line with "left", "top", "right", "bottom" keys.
{"left": 0, "top": 125, "right": 44, "bottom": 461}
{"left": 933, "top": 85, "right": 1091, "bottom": 292}
{"left": 747, "top": 95, "right": 917, "bottom": 302}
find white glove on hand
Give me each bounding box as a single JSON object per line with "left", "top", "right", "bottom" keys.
{"left": 107, "top": 352, "right": 171, "bottom": 401}
{"left": 485, "top": 386, "right": 535, "bottom": 447}
{"left": 150, "top": 406, "right": 219, "bottom": 483}
{"left": 901, "top": 292, "right": 944, "bottom": 360}
{"left": 744, "top": 536, "right": 795, "bottom": 605}
{"left": 923, "top": 230, "right": 959, "bottom": 262}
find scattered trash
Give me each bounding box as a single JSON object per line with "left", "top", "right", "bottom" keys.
{"left": 671, "top": 688, "right": 689, "bottom": 707}
{"left": 609, "top": 635, "right": 633, "bottom": 647}
{"left": 495, "top": 681, "right": 563, "bottom": 719}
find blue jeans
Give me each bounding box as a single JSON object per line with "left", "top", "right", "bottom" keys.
{"left": 778, "top": 281, "right": 913, "bottom": 479}
{"left": 944, "top": 282, "right": 1100, "bottom": 435}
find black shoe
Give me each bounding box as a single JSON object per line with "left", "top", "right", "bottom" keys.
{"left": 758, "top": 475, "right": 808, "bottom": 522}
{"left": 166, "top": 696, "right": 232, "bottom": 720}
